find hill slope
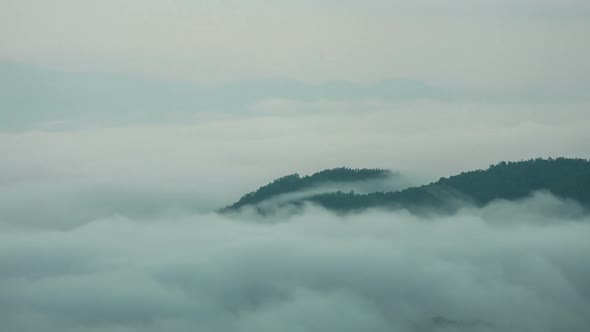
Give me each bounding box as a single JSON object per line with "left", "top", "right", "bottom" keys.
{"left": 222, "top": 158, "right": 590, "bottom": 214}
{"left": 222, "top": 167, "right": 393, "bottom": 211}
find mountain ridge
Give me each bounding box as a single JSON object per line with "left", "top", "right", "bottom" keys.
{"left": 222, "top": 158, "right": 590, "bottom": 215}
{"left": 221, "top": 167, "right": 393, "bottom": 212}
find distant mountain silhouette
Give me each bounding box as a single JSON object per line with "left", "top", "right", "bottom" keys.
{"left": 0, "top": 61, "right": 454, "bottom": 131}
{"left": 222, "top": 158, "right": 590, "bottom": 214}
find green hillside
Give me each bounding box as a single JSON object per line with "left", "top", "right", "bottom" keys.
{"left": 221, "top": 167, "right": 392, "bottom": 211}
{"left": 223, "top": 158, "right": 590, "bottom": 214}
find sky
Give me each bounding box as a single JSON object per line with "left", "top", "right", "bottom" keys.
{"left": 0, "top": 0, "right": 589, "bottom": 223}
{"left": 1, "top": 1, "right": 590, "bottom": 331}
{"left": 0, "top": 0, "right": 589, "bottom": 224}
{"left": 2, "top": 0, "right": 590, "bottom": 90}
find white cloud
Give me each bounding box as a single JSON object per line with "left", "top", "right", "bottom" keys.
{"left": 1, "top": 197, "right": 589, "bottom": 331}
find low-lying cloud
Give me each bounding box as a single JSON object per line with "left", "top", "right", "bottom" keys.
{"left": 1, "top": 100, "right": 589, "bottom": 232}
{"left": 1, "top": 194, "right": 589, "bottom": 332}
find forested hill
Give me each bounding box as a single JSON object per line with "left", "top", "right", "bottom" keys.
{"left": 222, "top": 168, "right": 392, "bottom": 211}
{"left": 222, "top": 158, "right": 590, "bottom": 214}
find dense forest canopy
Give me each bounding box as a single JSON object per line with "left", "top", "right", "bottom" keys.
{"left": 222, "top": 167, "right": 392, "bottom": 211}
{"left": 222, "top": 158, "right": 590, "bottom": 214}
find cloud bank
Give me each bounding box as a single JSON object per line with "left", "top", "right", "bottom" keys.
{"left": 1, "top": 194, "right": 589, "bottom": 332}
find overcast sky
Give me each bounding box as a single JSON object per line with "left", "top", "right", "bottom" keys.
{"left": 0, "top": 0, "right": 589, "bottom": 211}
{"left": 0, "top": 0, "right": 588, "bottom": 193}
{"left": 2, "top": 0, "right": 590, "bottom": 91}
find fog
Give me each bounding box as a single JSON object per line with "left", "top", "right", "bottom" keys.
{"left": 1, "top": 83, "right": 588, "bottom": 331}
{"left": 1, "top": 99, "right": 588, "bottom": 231}
{"left": 1, "top": 108, "right": 588, "bottom": 330}
{"left": 1, "top": 193, "right": 589, "bottom": 332}
{"left": 3, "top": 1, "right": 590, "bottom": 330}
